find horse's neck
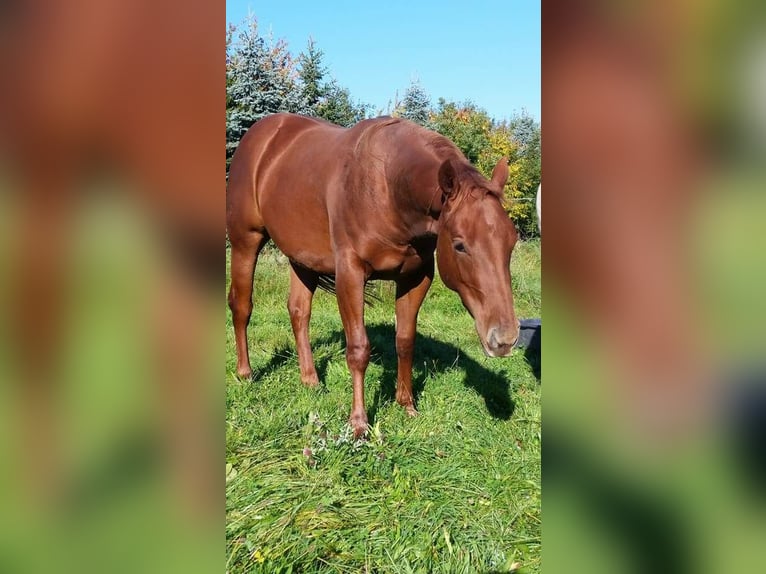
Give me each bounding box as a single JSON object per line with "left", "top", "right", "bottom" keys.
{"left": 389, "top": 158, "right": 441, "bottom": 225}
{"left": 382, "top": 131, "right": 465, "bottom": 237}
{"left": 398, "top": 144, "right": 461, "bottom": 208}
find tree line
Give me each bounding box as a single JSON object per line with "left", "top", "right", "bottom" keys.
{"left": 226, "top": 17, "right": 540, "bottom": 237}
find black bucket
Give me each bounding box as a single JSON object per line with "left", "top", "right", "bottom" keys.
{"left": 516, "top": 318, "right": 541, "bottom": 350}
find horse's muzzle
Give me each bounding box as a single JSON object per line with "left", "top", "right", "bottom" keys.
{"left": 484, "top": 325, "right": 519, "bottom": 358}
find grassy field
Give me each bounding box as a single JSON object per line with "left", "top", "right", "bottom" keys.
{"left": 226, "top": 240, "right": 541, "bottom": 573}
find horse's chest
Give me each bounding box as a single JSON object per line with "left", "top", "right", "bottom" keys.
{"left": 367, "top": 237, "right": 435, "bottom": 277}
{"left": 366, "top": 251, "right": 418, "bottom": 278}
{"left": 399, "top": 245, "right": 427, "bottom": 274}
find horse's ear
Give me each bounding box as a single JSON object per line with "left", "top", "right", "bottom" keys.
{"left": 438, "top": 159, "right": 457, "bottom": 198}
{"left": 491, "top": 157, "right": 509, "bottom": 190}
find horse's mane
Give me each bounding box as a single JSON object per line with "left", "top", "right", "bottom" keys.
{"left": 352, "top": 117, "right": 505, "bottom": 210}
{"left": 424, "top": 131, "right": 504, "bottom": 201}
{"left": 351, "top": 116, "right": 402, "bottom": 158}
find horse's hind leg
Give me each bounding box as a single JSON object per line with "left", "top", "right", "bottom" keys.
{"left": 228, "top": 230, "right": 269, "bottom": 379}
{"left": 288, "top": 263, "right": 319, "bottom": 387}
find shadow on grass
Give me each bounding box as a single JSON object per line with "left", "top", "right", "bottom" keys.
{"left": 524, "top": 336, "right": 541, "bottom": 382}
{"left": 250, "top": 348, "right": 295, "bottom": 382}
{"left": 253, "top": 322, "right": 515, "bottom": 424}
{"left": 365, "top": 323, "right": 515, "bottom": 424}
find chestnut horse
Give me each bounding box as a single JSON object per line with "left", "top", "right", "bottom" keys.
{"left": 227, "top": 113, "right": 520, "bottom": 437}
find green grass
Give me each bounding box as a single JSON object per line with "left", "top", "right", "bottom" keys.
{"left": 226, "top": 241, "right": 541, "bottom": 573}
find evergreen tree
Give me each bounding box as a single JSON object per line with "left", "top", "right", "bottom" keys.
{"left": 508, "top": 110, "right": 538, "bottom": 154}
{"left": 395, "top": 80, "right": 432, "bottom": 127}
{"left": 316, "top": 81, "right": 370, "bottom": 127}
{"left": 226, "top": 18, "right": 308, "bottom": 165}
{"left": 297, "top": 38, "right": 326, "bottom": 110}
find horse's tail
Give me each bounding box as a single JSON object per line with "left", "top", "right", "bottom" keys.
{"left": 316, "top": 274, "right": 382, "bottom": 306}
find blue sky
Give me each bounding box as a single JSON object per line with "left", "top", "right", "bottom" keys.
{"left": 226, "top": 1, "right": 540, "bottom": 123}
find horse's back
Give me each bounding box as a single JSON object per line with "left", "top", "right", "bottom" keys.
{"left": 226, "top": 113, "right": 435, "bottom": 274}
{"left": 227, "top": 114, "right": 335, "bottom": 202}
{"left": 227, "top": 114, "right": 349, "bottom": 271}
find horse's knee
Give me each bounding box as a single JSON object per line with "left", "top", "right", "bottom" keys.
{"left": 395, "top": 333, "right": 415, "bottom": 360}
{"left": 346, "top": 338, "right": 370, "bottom": 371}
{"left": 227, "top": 287, "right": 236, "bottom": 311}
{"left": 228, "top": 287, "right": 252, "bottom": 321}
{"left": 287, "top": 298, "right": 308, "bottom": 325}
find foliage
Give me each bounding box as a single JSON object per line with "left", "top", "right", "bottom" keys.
{"left": 430, "top": 99, "right": 492, "bottom": 164}
{"left": 508, "top": 110, "right": 539, "bottom": 154}
{"left": 477, "top": 116, "right": 541, "bottom": 239}
{"left": 315, "top": 80, "right": 370, "bottom": 127}
{"left": 226, "top": 19, "right": 370, "bottom": 167}
{"left": 502, "top": 111, "right": 541, "bottom": 238}
{"left": 225, "top": 16, "right": 541, "bottom": 237}
{"left": 297, "top": 38, "right": 325, "bottom": 109}
{"left": 296, "top": 39, "right": 370, "bottom": 127}
{"left": 433, "top": 101, "right": 541, "bottom": 238}
{"left": 226, "top": 17, "right": 309, "bottom": 165}
{"left": 226, "top": 242, "right": 541, "bottom": 573}
{"left": 394, "top": 80, "right": 432, "bottom": 127}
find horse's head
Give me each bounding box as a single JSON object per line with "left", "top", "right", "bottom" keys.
{"left": 436, "top": 157, "right": 520, "bottom": 357}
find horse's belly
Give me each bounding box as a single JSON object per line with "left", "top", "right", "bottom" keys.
{"left": 270, "top": 233, "right": 336, "bottom": 274}
{"left": 260, "top": 185, "right": 335, "bottom": 273}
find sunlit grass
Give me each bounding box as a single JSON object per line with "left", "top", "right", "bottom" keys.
{"left": 226, "top": 241, "right": 541, "bottom": 573}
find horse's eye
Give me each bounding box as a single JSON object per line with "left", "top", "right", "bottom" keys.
{"left": 454, "top": 241, "right": 466, "bottom": 253}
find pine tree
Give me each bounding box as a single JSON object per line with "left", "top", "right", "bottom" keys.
{"left": 297, "top": 38, "right": 327, "bottom": 110}
{"left": 317, "top": 81, "right": 370, "bottom": 127}
{"left": 226, "top": 17, "right": 308, "bottom": 165}
{"left": 395, "top": 80, "right": 432, "bottom": 127}
{"left": 508, "top": 110, "right": 538, "bottom": 154}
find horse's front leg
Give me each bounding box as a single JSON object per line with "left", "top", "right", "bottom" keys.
{"left": 394, "top": 260, "right": 434, "bottom": 416}
{"left": 334, "top": 254, "right": 370, "bottom": 438}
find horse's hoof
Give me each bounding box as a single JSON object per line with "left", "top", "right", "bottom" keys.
{"left": 236, "top": 367, "right": 253, "bottom": 380}
{"left": 301, "top": 372, "right": 319, "bottom": 388}
{"left": 350, "top": 415, "right": 369, "bottom": 439}
{"left": 397, "top": 396, "right": 418, "bottom": 417}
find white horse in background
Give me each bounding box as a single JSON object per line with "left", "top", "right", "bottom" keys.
{"left": 536, "top": 184, "right": 541, "bottom": 233}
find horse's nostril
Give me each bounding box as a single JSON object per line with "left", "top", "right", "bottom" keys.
{"left": 486, "top": 327, "right": 516, "bottom": 356}
{"left": 486, "top": 329, "right": 504, "bottom": 350}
